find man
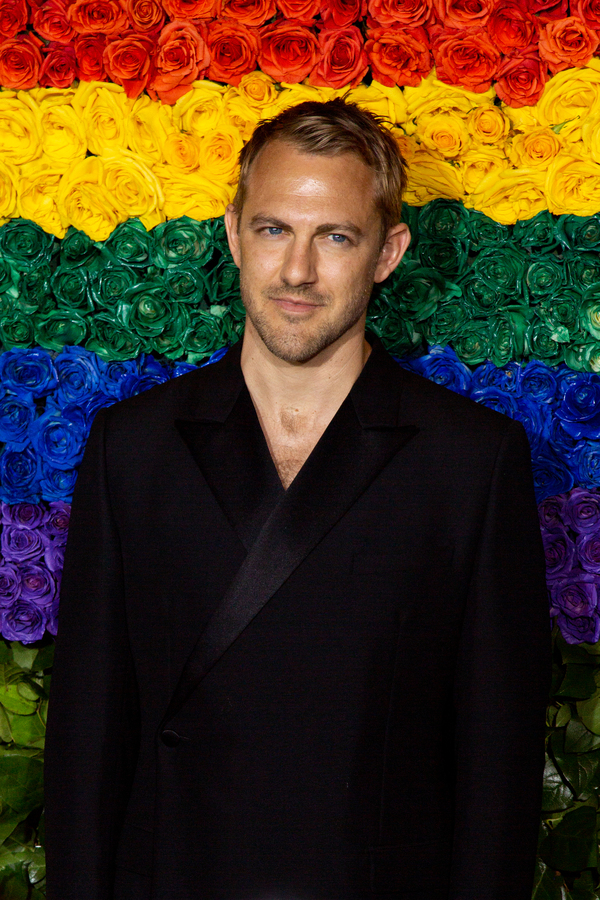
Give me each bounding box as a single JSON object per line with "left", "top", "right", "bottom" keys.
{"left": 45, "top": 99, "right": 549, "bottom": 900}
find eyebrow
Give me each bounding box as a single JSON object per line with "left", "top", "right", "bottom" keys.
{"left": 248, "top": 215, "right": 365, "bottom": 239}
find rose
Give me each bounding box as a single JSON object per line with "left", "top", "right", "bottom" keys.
{"left": 54, "top": 346, "right": 103, "bottom": 407}
{"left": 33, "top": 0, "right": 76, "bottom": 43}
{"left": 0, "top": 221, "right": 54, "bottom": 274}
{"left": 101, "top": 151, "right": 164, "bottom": 231}
{"left": 181, "top": 309, "right": 230, "bottom": 363}
{"left": 75, "top": 34, "right": 108, "bottom": 80}
{"left": 45, "top": 540, "right": 65, "bottom": 574}
{"left": 472, "top": 245, "right": 527, "bottom": 300}
{"left": 536, "top": 65, "right": 600, "bottom": 143}
{"left": 466, "top": 211, "right": 509, "bottom": 251}
{"left": 206, "top": 19, "right": 260, "bottom": 86}
{"left": 0, "top": 393, "right": 36, "bottom": 447}
{"left": 495, "top": 52, "right": 548, "bottom": 108}
{"left": 0, "top": 312, "right": 35, "bottom": 350}
{"left": 151, "top": 216, "right": 214, "bottom": 268}
{"left": 258, "top": 20, "right": 319, "bottom": 83}
{"left": 89, "top": 262, "right": 138, "bottom": 311}
{"left": 1, "top": 600, "right": 47, "bottom": 643}
{"left": 394, "top": 261, "right": 459, "bottom": 322}
{"left": 149, "top": 21, "right": 210, "bottom": 104}
{"left": 526, "top": 257, "right": 565, "bottom": 300}
{"left": 162, "top": 0, "right": 219, "bottom": 18}
{"left": 565, "top": 249, "right": 600, "bottom": 292}
{"left": 38, "top": 101, "right": 88, "bottom": 172}
{"left": 125, "top": 0, "right": 165, "bottom": 33}
{"left": 574, "top": 439, "right": 600, "bottom": 488}
{"left": 29, "top": 408, "right": 88, "bottom": 471}
{"left": 365, "top": 25, "right": 430, "bottom": 88}
{"left": 42, "top": 500, "right": 71, "bottom": 540}
{"left": 470, "top": 360, "right": 520, "bottom": 393}
{"left": 556, "top": 380, "right": 600, "bottom": 440}
{"left": 277, "top": 0, "right": 320, "bottom": 23}
{"left": 432, "top": 28, "right": 501, "bottom": 93}
{"left": 39, "top": 461, "right": 79, "bottom": 501}
{"left": 35, "top": 309, "right": 88, "bottom": 352}
{"left": 417, "top": 111, "right": 470, "bottom": 158}
{"left": 529, "top": 0, "right": 567, "bottom": 17}
{"left": 547, "top": 156, "right": 600, "bottom": 218}
{"left": 419, "top": 237, "right": 468, "bottom": 278}
{"left": 0, "top": 447, "right": 40, "bottom": 503}
{"left": 104, "top": 34, "right": 155, "bottom": 99}
{"left": 539, "top": 16, "right": 598, "bottom": 75}
{"left": 74, "top": 83, "right": 128, "bottom": 156}
{"left": 487, "top": 1, "right": 538, "bottom": 54}
{"left": 367, "top": 0, "right": 430, "bottom": 26}
{"left": 418, "top": 197, "right": 469, "bottom": 240}
{"left": 467, "top": 169, "right": 546, "bottom": 226}
{"left": 577, "top": 531, "right": 600, "bottom": 574}
{"left": 60, "top": 228, "right": 99, "bottom": 271}
{"left": 539, "top": 494, "right": 566, "bottom": 529}
{"left": 460, "top": 147, "right": 508, "bottom": 195}
{"left": 557, "top": 214, "right": 600, "bottom": 251}
{"left": 309, "top": 25, "right": 368, "bottom": 89}
{"left": 51, "top": 265, "right": 89, "bottom": 313}
{"left": 573, "top": 0, "right": 600, "bottom": 30}
{"left": 557, "top": 611, "right": 600, "bottom": 644}
{"left": 68, "top": 0, "right": 128, "bottom": 35}
{"left": 0, "top": 0, "right": 28, "bottom": 40}
{"left": 320, "top": 0, "right": 366, "bottom": 27}
{"left": 0, "top": 349, "right": 57, "bottom": 398}
{"left": 1, "top": 526, "right": 47, "bottom": 564}
{"left": 56, "top": 156, "right": 121, "bottom": 241}
{"left": 471, "top": 385, "right": 520, "bottom": 421}
{"left": 222, "top": 0, "right": 275, "bottom": 26}
{"left": 162, "top": 132, "right": 202, "bottom": 171}
{"left": 580, "top": 285, "right": 600, "bottom": 340}
{"left": 104, "top": 220, "right": 151, "bottom": 270}
{"left": 1, "top": 502, "right": 49, "bottom": 529}
{"left": 564, "top": 486, "right": 600, "bottom": 532}
{"left": 86, "top": 313, "right": 142, "bottom": 360}
{"left": 0, "top": 93, "right": 42, "bottom": 166}
{"left": 538, "top": 292, "right": 580, "bottom": 345}
{"left": 0, "top": 34, "right": 43, "bottom": 90}
{"left": 466, "top": 105, "right": 509, "bottom": 146}
{"left": 551, "top": 573, "right": 599, "bottom": 618}
{"left": 531, "top": 450, "right": 574, "bottom": 503}
{"left": 152, "top": 306, "right": 191, "bottom": 358}
{"left": 229, "top": 70, "right": 278, "bottom": 113}
{"left": 409, "top": 344, "right": 472, "bottom": 395}
{"left": 0, "top": 563, "right": 21, "bottom": 607}
{"left": 20, "top": 563, "right": 57, "bottom": 608}
{"left": 509, "top": 128, "right": 562, "bottom": 169}
{"left": 164, "top": 265, "right": 208, "bottom": 306}
{"left": 432, "top": 0, "right": 494, "bottom": 30}
{"left": 543, "top": 527, "right": 576, "bottom": 579}
{"left": 97, "top": 358, "right": 139, "bottom": 396}
{"left": 117, "top": 354, "right": 169, "bottom": 398}
{"left": 39, "top": 44, "right": 77, "bottom": 89}
{"left": 520, "top": 360, "right": 558, "bottom": 403}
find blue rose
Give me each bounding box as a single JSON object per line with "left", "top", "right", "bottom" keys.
{"left": 556, "top": 365, "right": 589, "bottom": 398}
{"left": 531, "top": 449, "right": 575, "bottom": 503}
{"left": 200, "top": 345, "right": 229, "bottom": 368}
{"left": 0, "top": 348, "right": 58, "bottom": 399}
{"left": 39, "top": 462, "right": 78, "bottom": 502}
{"left": 98, "top": 358, "right": 140, "bottom": 398}
{"left": 0, "top": 446, "right": 40, "bottom": 503}
{"left": 0, "top": 390, "right": 36, "bottom": 448}
{"left": 513, "top": 396, "right": 552, "bottom": 457}
{"left": 520, "top": 360, "right": 558, "bottom": 403}
{"left": 470, "top": 361, "right": 521, "bottom": 394}
{"left": 573, "top": 441, "right": 600, "bottom": 489}
{"left": 549, "top": 417, "right": 579, "bottom": 457}
{"left": 1, "top": 599, "right": 47, "bottom": 643}
{"left": 55, "top": 346, "right": 102, "bottom": 408}
{"left": 61, "top": 392, "right": 114, "bottom": 431}
{"left": 556, "top": 379, "right": 600, "bottom": 440}
{"left": 173, "top": 362, "right": 199, "bottom": 378}
{"left": 408, "top": 345, "right": 472, "bottom": 396}
{"left": 470, "top": 386, "right": 519, "bottom": 419}
{"left": 118, "top": 355, "right": 170, "bottom": 400}
{"left": 29, "top": 407, "right": 87, "bottom": 471}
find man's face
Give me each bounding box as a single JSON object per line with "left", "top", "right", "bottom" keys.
{"left": 225, "top": 140, "right": 410, "bottom": 364}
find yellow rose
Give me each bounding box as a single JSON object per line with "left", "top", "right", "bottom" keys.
{"left": 38, "top": 97, "right": 87, "bottom": 170}
{"left": 467, "top": 168, "right": 546, "bottom": 225}
{"left": 223, "top": 90, "right": 261, "bottom": 142}
{"left": 459, "top": 147, "right": 508, "bottom": 195}
{"left": 392, "top": 129, "right": 417, "bottom": 165}
{"left": 163, "top": 132, "right": 202, "bottom": 172}
{"left": 0, "top": 159, "right": 17, "bottom": 224}
{"left": 153, "top": 163, "right": 234, "bottom": 220}
{"left": 417, "top": 111, "right": 471, "bottom": 159}
{"left": 403, "top": 69, "right": 490, "bottom": 135}
{"left": 502, "top": 103, "right": 541, "bottom": 132}
{"left": 18, "top": 160, "right": 65, "bottom": 238}
{"left": 509, "top": 127, "right": 563, "bottom": 168}
{"left": 467, "top": 104, "right": 509, "bottom": 146}
{"left": 345, "top": 81, "right": 407, "bottom": 125}
{"left": 232, "top": 71, "right": 279, "bottom": 112}
{"left": 73, "top": 82, "right": 129, "bottom": 156}
{"left": 275, "top": 83, "right": 340, "bottom": 113}
{"left": 57, "top": 156, "right": 122, "bottom": 241}
{"left": 198, "top": 123, "right": 244, "bottom": 184}
{"left": 403, "top": 148, "right": 464, "bottom": 206}
{"left": 546, "top": 154, "right": 600, "bottom": 216}
{"left": 582, "top": 114, "right": 600, "bottom": 164}
{"left": 31, "top": 86, "right": 78, "bottom": 107}
{"left": 536, "top": 60, "right": 600, "bottom": 144}
{"left": 173, "top": 81, "right": 226, "bottom": 137}
{"left": 102, "top": 150, "right": 164, "bottom": 230}
{"left": 0, "top": 92, "right": 42, "bottom": 166}
{"left": 126, "top": 94, "right": 174, "bottom": 164}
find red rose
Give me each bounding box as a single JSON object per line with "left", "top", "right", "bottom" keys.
{"left": 309, "top": 24, "right": 367, "bottom": 87}
{"left": 39, "top": 42, "right": 77, "bottom": 87}
{"left": 432, "top": 0, "right": 494, "bottom": 29}
{"left": 124, "top": 0, "right": 165, "bottom": 34}
{"left": 206, "top": 18, "right": 259, "bottom": 84}
{"left": 277, "top": 0, "right": 321, "bottom": 25}
{"left": 528, "top": 0, "right": 568, "bottom": 21}
{"left": 33, "top": 0, "right": 75, "bottom": 43}
{"left": 75, "top": 33, "right": 108, "bottom": 79}
{"left": 149, "top": 20, "right": 209, "bottom": 103}
{"left": 0, "top": 0, "right": 28, "bottom": 40}
{"left": 162, "top": 0, "right": 219, "bottom": 22}
{"left": 432, "top": 27, "right": 501, "bottom": 92}
{"left": 320, "top": 0, "right": 366, "bottom": 27}
{"left": 573, "top": 0, "right": 600, "bottom": 31}
{"left": 222, "top": 0, "right": 275, "bottom": 26}
{"left": 365, "top": 23, "right": 430, "bottom": 86}
{"left": 539, "top": 15, "right": 598, "bottom": 73}
{"left": 494, "top": 51, "right": 547, "bottom": 107}
{"left": 0, "top": 33, "right": 43, "bottom": 88}
{"left": 367, "top": 0, "right": 430, "bottom": 27}
{"left": 104, "top": 33, "right": 154, "bottom": 97}
{"left": 258, "top": 19, "right": 318, "bottom": 82}
{"left": 487, "top": 2, "right": 538, "bottom": 54}
{"left": 68, "top": 0, "right": 128, "bottom": 35}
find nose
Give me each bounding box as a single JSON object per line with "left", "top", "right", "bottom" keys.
{"left": 280, "top": 235, "right": 317, "bottom": 287}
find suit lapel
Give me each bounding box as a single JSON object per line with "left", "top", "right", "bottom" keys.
{"left": 163, "top": 338, "right": 418, "bottom": 726}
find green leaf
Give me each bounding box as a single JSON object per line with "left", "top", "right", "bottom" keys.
{"left": 556, "top": 665, "right": 599, "bottom": 700}
{"left": 539, "top": 805, "right": 597, "bottom": 871}
{"left": 32, "top": 642, "right": 54, "bottom": 672}
{"left": 581, "top": 641, "right": 600, "bottom": 656}
{"left": 0, "top": 704, "right": 12, "bottom": 744}
{"left": 16, "top": 681, "right": 44, "bottom": 703}
{"left": 542, "top": 753, "right": 575, "bottom": 811}
{"left": 532, "top": 859, "right": 569, "bottom": 900}
{"left": 0, "top": 852, "right": 32, "bottom": 900}
{"left": 26, "top": 846, "right": 45, "bottom": 885}
{"left": 0, "top": 686, "right": 36, "bottom": 717}
{"left": 0, "top": 644, "right": 10, "bottom": 665}
{"left": 570, "top": 870, "right": 600, "bottom": 900}
{"left": 7, "top": 711, "right": 45, "bottom": 750}
{"left": 559, "top": 634, "right": 600, "bottom": 665}
{"left": 565, "top": 719, "right": 600, "bottom": 753}
{"left": 0, "top": 810, "right": 28, "bottom": 846}
{"left": 9, "top": 646, "right": 37, "bottom": 672}
{"left": 553, "top": 746, "right": 600, "bottom": 800}
{"left": 0, "top": 756, "right": 43, "bottom": 815}
{"left": 578, "top": 691, "right": 600, "bottom": 735}
{"left": 557, "top": 704, "right": 573, "bottom": 728}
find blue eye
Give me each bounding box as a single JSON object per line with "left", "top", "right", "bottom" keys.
{"left": 267, "top": 226, "right": 283, "bottom": 235}
{"left": 330, "top": 234, "right": 347, "bottom": 243}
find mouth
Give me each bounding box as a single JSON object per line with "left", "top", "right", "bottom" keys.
{"left": 271, "top": 296, "right": 324, "bottom": 314}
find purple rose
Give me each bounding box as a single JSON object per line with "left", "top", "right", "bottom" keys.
{"left": 1, "top": 502, "right": 49, "bottom": 529}
{"left": 46, "top": 603, "right": 58, "bottom": 636}
{"left": 543, "top": 528, "right": 576, "bottom": 579}
{"left": 0, "top": 563, "right": 21, "bottom": 607}
{"left": 1, "top": 525, "right": 46, "bottom": 563}
{"left": 538, "top": 495, "right": 566, "bottom": 530}
{"left": 1, "top": 600, "right": 47, "bottom": 643}
{"left": 550, "top": 573, "right": 599, "bottom": 618}
{"left": 577, "top": 532, "right": 600, "bottom": 574}
{"left": 44, "top": 540, "right": 65, "bottom": 574}
{"left": 556, "top": 613, "right": 600, "bottom": 645}
{"left": 20, "top": 563, "right": 56, "bottom": 607}
{"left": 564, "top": 487, "right": 600, "bottom": 533}
{"left": 42, "top": 501, "right": 70, "bottom": 541}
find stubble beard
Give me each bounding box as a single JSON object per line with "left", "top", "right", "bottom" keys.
{"left": 239, "top": 276, "right": 375, "bottom": 364}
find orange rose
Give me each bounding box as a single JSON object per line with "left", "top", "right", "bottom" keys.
{"left": 309, "top": 24, "right": 367, "bottom": 88}
{"left": 539, "top": 16, "right": 598, "bottom": 74}
{"left": 528, "top": 0, "right": 567, "bottom": 20}
{"left": 162, "top": 0, "right": 219, "bottom": 22}
{"left": 487, "top": 1, "right": 538, "bottom": 54}
{"left": 573, "top": 0, "right": 600, "bottom": 31}
{"left": 33, "top": 0, "right": 76, "bottom": 44}
{"left": 277, "top": 0, "right": 320, "bottom": 25}
{"left": 0, "top": 33, "right": 43, "bottom": 89}
{"left": 68, "top": 0, "right": 128, "bottom": 35}
{"left": 125, "top": 0, "right": 165, "bottom": 34}
{"left": 495, "top": 51, "right": 547, "bottom": 107}
{"left": 320, "top": 0, "right": 366, "bottom": 28}
{"left": 0, "top": 0, "right": 28, "bottom": 40}
{"left": 366, "top": 24, "right": 430, "bottom": 86}
{"left": 104, "top": 34, "right": 154, "bottom": 97}
{"left": 39, "top": 43, "right": 77, "bottom": 88}
{"left": 75, "top": 34, "right": 108, "bottom": 80}
{"left": 432, "top": 0, "right": 494, "bottom": 29}
{"left": 367, "top": 0, "right": 430, "bottom": 27}
{"left": 222, "top": 0, "right": 276, "bottom": 26}
{"left": 258, "top": 19, "right": 318, "bottom": 82}
{"left": 206, "top": 19, "right": 260, "bottom": 84}
{"left": 432, "top": 28, "right": 501, "bottom": 92}
{"left": 149, "top": 20, "right": 209, "bottom": 103}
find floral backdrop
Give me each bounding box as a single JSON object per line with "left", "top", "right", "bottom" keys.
{"left": 2, "top": 0, "right": 600, "bottom": 896}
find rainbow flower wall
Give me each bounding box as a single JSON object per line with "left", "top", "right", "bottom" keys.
{"left": 3, "top": 0, "right": 600, "bottom": 895}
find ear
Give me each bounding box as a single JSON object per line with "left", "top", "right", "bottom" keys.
{"left": 224, "top": 204, "right": 241, "bottom": 269}
{"left": 374, "top": 223, "right": 411, "bottom": 283}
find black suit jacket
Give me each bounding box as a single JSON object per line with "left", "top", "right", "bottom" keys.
{"left": 45, "top": 336, "right": 550, "bottom": 900}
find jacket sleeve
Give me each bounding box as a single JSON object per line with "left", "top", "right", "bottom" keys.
{"left": 44, "top": 407, "right": 139, "bottom": 900}
{"left": 449, "top": 419, "right": 551, "bottom": 900}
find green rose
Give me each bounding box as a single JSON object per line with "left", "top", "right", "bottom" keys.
{"left": 417, "top": 199, "right": 469, "bottom": 242}
{"left": 88, "top": 262, "right": 138, "bottom": 312}
{"left": 151, "top": 217, "right": 214, "bottom": 269}
{"left": 61, "top": 227, "right": 103, "bottom": 271}
{"left": 524, "top": 320, "right": 565, "bottom": 365}
{"left": 207, "top": 260, "right": 240, "bottom": 303}
{"left": 565, "top": 250, "right": 600, "bottom": 290}
{"left": 417, "top": 238, "right": 469, "bottom": 279}
{"left": 35, "top": 309, "right": 87, "bottom": 351}
{"left": 182, "top": 309, "right": 230, "bottom": 363}
{"left": 151, "top": 305, "right": 191, "bottom": 359}
{"left": 461, "top": 273, "right": 512, "bottom": 317}
{"left": 390, "top": 261, "right": 462, "bottom": 325}
{"left": 0, "top": 310, "right": 35, "bottom": 349}
{"left": 164, "top": 265, "right": 208, "bottom": 307}
{"left": 579, "top": 284, "right": 600, "bottom": 340}
{"left": 105, "top": 219, "right": 152, "bottom": 269}
{"left": 51, "top": 265, "right": 90, "bottom": 312}
{"left": 424, "top": 301, "right": 468, "bottom": 347}
{"left": 466, "top": 210, "right": 510, "bottom": 251}
{"left": 373, "top": 311, "right": 423, "bottom": 357}
{"left": 538, "top": 291, "right": 581, "bottom": 343}
{"left": 0, "top": 254, "right": 18, "bottom": 299}
{"left": 471, "top": 245, "right": 528, "bottom": 300}
{"left": 452, "top": 320, "right": 492, "bottom": 365}
{"left": 400, "top": 202, "right": 420, "bottom": 244}
{"left": 19, "top": 265, "right": 54, "bottom": 314}
{"left": 86, "top": 313, "right": 142, "bottom": 361}
{"left": 556, "top": 214, "right": 600, "bottom": 251}
{"left": 564, "top": 341, "right": 600, "bottom": 372}
{"left": 121, "top": 281, "right": 172, "bottom": 338}
{"left": 526, "top": 256, "right": 565, "bottom": 300}
{"left": 205, "top": 217, "right": 230, "bottom": 261}
{"left": 489, "top": 311, "right": 526, "bottom": 367}
{"left": 513, "top": 210, "right": 559, "bottom": 251}
{"left": 0, "top": 219, "right": 55, "bottom": 272}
